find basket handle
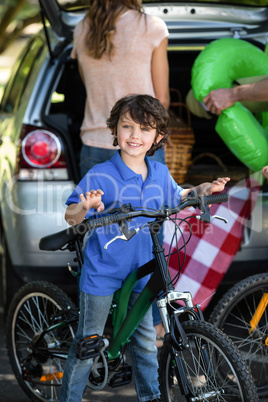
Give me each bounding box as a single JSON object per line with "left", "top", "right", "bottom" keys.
{"left": 170, "top": 101, "right": 192, "bottom": 127}
{"left": 169, "top": 88, "right": 191, "bottom": 126}
{"left": 170, "top": 87, "right": 182, "bottom": 102}
{"left": 192, "top": 152, "right": 227, "bottom": 171}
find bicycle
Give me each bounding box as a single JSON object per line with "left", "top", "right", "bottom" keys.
{"left": 209, "top": 272, "right": 268, "bottom": 398}
{"left": 6, "top": 192, "right": 259, "bottom": 402}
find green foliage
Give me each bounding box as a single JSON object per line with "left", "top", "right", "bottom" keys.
{"left": 0, "top": 0, "right": 39, "bottom": 24}
{"left": 0, "top": 0, "right": 41, "bottom": 54}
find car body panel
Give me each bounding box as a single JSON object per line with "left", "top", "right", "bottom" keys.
{"left": 39, "top": 0, "right": 268, "bottom": 44}
{"left": 2, "top": 180, "right": 75, "bottom": 266}
{"left": 0, "top": 31, "right": 75, "bottom": 289}
{"left": 234, "top": 190, "right": 268, "bottom": 260}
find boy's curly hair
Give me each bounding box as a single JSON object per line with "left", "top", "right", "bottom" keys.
{"left": 106, "top": 94, "right": 169, "bottom": 156}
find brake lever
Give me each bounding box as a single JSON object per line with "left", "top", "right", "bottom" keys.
{"left": 194, "top": 195, "right": 228, "bottom": 224}
{"left": 104, "top": 230, "right": 139, "bottom": 249}
{"left": 104, "top": 220, "right": 140, "bottom": 249}
{"left": 211, "top": 215, "right": 228, "bottom": 224}
{"left": 196, "top": 214, "right": 228, "bottom": 224}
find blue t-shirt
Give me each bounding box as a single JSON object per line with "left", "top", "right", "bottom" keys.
{"left": 66, "top": 151, "right": 183, "bottom": 296}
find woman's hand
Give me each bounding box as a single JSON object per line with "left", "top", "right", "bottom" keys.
{"left": 203, "top": 89, "right": 236, "bottom": 115}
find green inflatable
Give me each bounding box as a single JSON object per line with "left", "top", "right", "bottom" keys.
{"left": 191, "top": 38, "right": 268, "bottom": 172}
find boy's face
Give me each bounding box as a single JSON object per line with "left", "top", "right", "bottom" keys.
{"left": 115, "top": 113, "right": 163, "bottom": 160}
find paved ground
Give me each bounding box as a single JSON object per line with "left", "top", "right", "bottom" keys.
{"left": 0, "top": 312, "right": 31, "bottom": 402}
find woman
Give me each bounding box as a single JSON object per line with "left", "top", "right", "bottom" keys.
{"left": 71, "top": 0, "right": 170, "bottom": 177}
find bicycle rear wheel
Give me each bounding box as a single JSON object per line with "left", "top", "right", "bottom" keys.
{"left": 159, "top": 320, "right": 258, "bottom": 401}
{"left": 209, "top": 273, "right": 268, "bottom": 397}
{"left": 6, "top": 281, "right": 77, "bottom": 402}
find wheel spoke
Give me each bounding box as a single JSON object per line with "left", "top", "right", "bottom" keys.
{"left": 210, "top": 273, "right": 268, "bottom": 396}
{"left": 6, "top": 282, "right": 76, "bottom": 402}
{"left": 159, "top": 320, "right": 257, "bottom": 401}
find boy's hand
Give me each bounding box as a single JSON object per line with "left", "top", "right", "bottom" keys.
{"left": 80, "top": 189, "right": 104, "bottom": 213}
{"left": 262, "top": 166, "right": 268, "bottom": 180}
{"left": 204, "top": 177, "right": 230, "bottom": 195}
{"left": 181, "top": 177, "right": 230, "bottom": 200}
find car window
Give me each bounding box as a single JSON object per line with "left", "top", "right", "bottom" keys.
{"left": 1, "top": 37, "right": 44, "bottom": 114}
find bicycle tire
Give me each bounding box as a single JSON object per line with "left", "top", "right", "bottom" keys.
{"left": 159, "top": 320, "right": 258, "bottom": 401}
{"left": 6, "top": 281, "right": 77, "bottom": 402}
{"left": 209, "top": 273, "right": 268, "bottom": 397}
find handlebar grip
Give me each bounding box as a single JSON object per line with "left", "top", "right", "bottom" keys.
{"left": 39, "top": 226, "right": 79, "bottom": 251}
{"left": 203, "top": 193, "right": 229, "bottom": 204}
{"left": 87, "top": 212, "right": 129, "bottom": 229}
{"left": 39, "top": 212, "right": 132, "bottom": 251}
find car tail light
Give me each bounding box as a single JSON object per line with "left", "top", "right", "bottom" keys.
{"left": 22, "top": 131, "right": 61, "bottom": 167}
{"left": 19, "top": 125, "right": 68, "bottom": 181}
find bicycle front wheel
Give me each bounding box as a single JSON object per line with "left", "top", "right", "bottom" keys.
{"left": 6, "top": 281, "right": 77, "bottom": 402}
{"left": 209, "top": 273, "right": 268, "bottom": 397}
{"left": 159, "top": 320, "right": 258, "bottom": 401}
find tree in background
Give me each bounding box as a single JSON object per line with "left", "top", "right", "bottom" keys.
{"left": 0, "top": 0, "right": 40, "bottom": 54}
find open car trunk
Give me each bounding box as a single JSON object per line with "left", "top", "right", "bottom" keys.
{"left": 39, "top": 0, "right": 268, "bottom": 185}
{"left": 45, "top": 45, "right": 250, "bottom": 187}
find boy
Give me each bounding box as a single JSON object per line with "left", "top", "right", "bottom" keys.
{"left": 61, "top": 94, "right": 230, "bottom": 401}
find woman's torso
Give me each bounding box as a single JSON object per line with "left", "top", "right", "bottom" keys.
{"left": 72, "top": 10, "right": 168, "bottom": 149}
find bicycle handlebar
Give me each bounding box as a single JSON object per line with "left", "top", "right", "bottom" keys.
{"left": 39, "top": 193, "right": 229, "bottom": 251}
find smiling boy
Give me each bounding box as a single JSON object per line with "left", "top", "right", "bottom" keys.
{"left": 62, "top": 94, "right": 229, "bottom": 402}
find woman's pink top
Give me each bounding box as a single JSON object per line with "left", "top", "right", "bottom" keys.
{"left": 71, "top": 10, "right": 168, "bottom": 149}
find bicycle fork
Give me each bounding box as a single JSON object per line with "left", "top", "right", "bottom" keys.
{"left": 157, "top": 292, "right": 220, "bottom": 401}
{"left": 156, "top": 289, "right": 196, "bottom": 335}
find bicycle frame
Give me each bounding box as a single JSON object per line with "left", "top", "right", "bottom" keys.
{"left": 31, "top": 219, "right": 170, "bottom": 362}
{"left": 107, "top": 218, "right": 200, "bottom": 360}
{"left": 249, "top": 292, "right": 268, "bottom": 345}
{"left": 34, "top": 218, "right": 198, "bottom": 364}
{"left": 36, "top": 220, "right": 199, "bottom": 360}
{"left": 107, "top": 219, "right": 172, "bottom": 359}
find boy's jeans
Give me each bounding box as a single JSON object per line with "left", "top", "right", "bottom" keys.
{"left": 60, "top": 290, "right": 160, "bottom": 402}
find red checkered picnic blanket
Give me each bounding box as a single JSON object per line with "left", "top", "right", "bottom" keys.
{"left": 163, "top": 179, "right": 260, "bottom": 310}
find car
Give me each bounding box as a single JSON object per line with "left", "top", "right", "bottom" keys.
{"left": 0, "top": 0, "right": 268, "bottom": 312}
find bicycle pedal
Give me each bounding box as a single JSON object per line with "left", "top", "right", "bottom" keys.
{"left": 108, "top": 363, "right": 132, "bottom": 388}
{"left": 22, "top": 362, "right": 43, "bottom": 380}
{"left": 76, "top": 334, "right": 108, "bottom": 360}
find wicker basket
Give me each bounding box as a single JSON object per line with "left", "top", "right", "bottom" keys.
{"left": 166, "top": 88, "right": 195, "bottom": 184}
{"left": 185, "top": 152, "right": 249, "bottom": 184}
